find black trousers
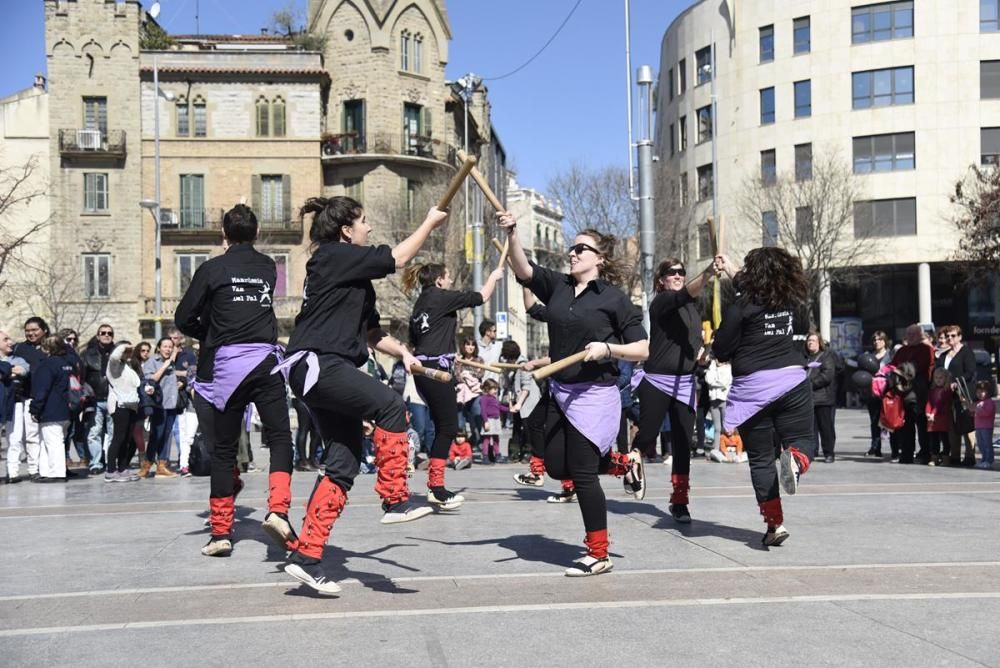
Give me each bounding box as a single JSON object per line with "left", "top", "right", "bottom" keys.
{"left": 893, "top": 400, "right": 926, "bottom": 464}
{"left": 632, "top": 378, "right": 694, "bottom": 477}
{"left": 210, "top": 355, "right": 292, "bottom": 499}
{"left": 106, "top": 406, "right": 139, "bottom": 473}
{"left": 739, "top": 379, "right": 815, "bottom": 504}
{"left": 290, "top": 354, "right": 406, "bottom": 494}
{"left": 542, "top": 393, "right": 612, "bottom": 533}
{"left": 525, "top": 397, "right": 546, "bottom": 459}
{"left": 814, "top": 405, "right": 836, "bottom": 457}
{"left": 414, "top": 374, "right": 459, "bottom": 461}
{"left": 866, "top": 398, "right": 883, "bottom": 451}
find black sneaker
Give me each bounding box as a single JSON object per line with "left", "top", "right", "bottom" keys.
{"left": 546, "top": 489, "right": 577, "bottom": 504}
{"left": 513, "top": 472, "right": 544, "bottom": 487}
{"left": 284, "top": 555, "right": 341, "bottom": 594}
{"left": 565, "top": 555, "right": 613, "bottom": 577}
{"left": 427, "top": 487, "right": 464, "bottom": 510}
{"left": 381, "top": 499, "right": 433, "bottom": 524}
{"left": 623, "top": 450, "right": 645, "bottom": 500}
{"left": 669, "top": 504, "right": 691, "bottom": 523}
{"left": 262, "top": 511, "right": 298, "bottom": 549}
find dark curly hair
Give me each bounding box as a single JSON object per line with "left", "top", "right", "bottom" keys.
{"left": 300, "top": 196, "right": 364, "bottom": 249}
{"left": 654, "top": 257, "right": 685, "bottom": 293}
{"left": 733, "top": 247, "right": 809, "bottom": 310}
{"left": 576, "top": 228, "right": 627, "bottom": 287}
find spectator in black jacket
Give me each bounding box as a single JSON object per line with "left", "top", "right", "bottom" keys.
{"left": 806, "top": 332, "right": 837, "bottom": 463}
{"left": 939, "top": 325, "right": 978, "bottom": 466}
{"left": 58, "top": 328, "right": 87, "bottom": 471}
{"left": 1, "top": 328, "right": 30, "bottom": 483}
{"left": 30, "top": 335, "right": 73, "bottom": 482}
{"left": 10, "top": 317, "right": 49, "bottom": 480}
{"left": 82, "top": 324, "right": 116, "bottom": 473}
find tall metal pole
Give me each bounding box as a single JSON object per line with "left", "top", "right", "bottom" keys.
{"left": 153, "top": 52, "right": 163, "bottom": 341}
{"left": 710, "top": 33, "right": 722, "bottom": 330}
{"left": 463, "top": 74, "right": 483, "bottom": 331}
{"left": 624, "top": 0, "right": 636, "bottom": 197}
{"left": 636, "top": 66, "right": 655, "bottom": 332}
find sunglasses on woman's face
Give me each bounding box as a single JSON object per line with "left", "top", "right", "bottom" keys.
{"left": 567, "top": 243, "right": 600, "bottom": 256}
{"left": 662, "top": 267, "right": 686, "bottom": 278}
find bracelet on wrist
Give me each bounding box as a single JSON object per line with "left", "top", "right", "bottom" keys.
{"left": 605, "top": 342, "right": 613, "bottom": 359}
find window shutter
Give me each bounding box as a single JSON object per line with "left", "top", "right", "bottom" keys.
{"left": 251, "top": 175, "right": 262, "bottom": 216}
{"left": 359, "top": 99, "right": 366, "bottom": 140}
{"left": 422, "top": 107, "right": 432, "bottom": 137}
{"left": 281, "top": 175, "right": 292, "bottom": 223}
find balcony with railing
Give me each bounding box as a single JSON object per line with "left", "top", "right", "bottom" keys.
{"left": 58, "top": 129, "right": 127, "bottom": 159}
{"left": 320, "top": 132, "right": 458, "bottom": 167}
{"left": 160, "top": 206, "right": 302, "bottom": 244}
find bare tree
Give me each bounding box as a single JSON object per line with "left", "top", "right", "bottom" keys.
{"left": 0, "top": 154, "right": 51, "bottom": 294}
{"left": 949, "top": 164, "right": 1000, "bottom": 284}
{"left": 10, "top": 255, "right": 109, "bottom": 335}
{"left": 271, "top": 2, "right": 328, "bottom": 51}
{"left": 653, "top": 159, "right": 700, "bottom": 263}
{"left": 736, "top": 150, "right": 869, "bottom": 325}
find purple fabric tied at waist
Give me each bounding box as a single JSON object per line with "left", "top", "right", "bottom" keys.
{"left": 416, "top": 353, "right": 455, "bottom": 370}
{"left": 192, "top": 343, "right": 283, "bottom": 412}
{"left": 271, "top": 350, "right": 320, "bottom": 397}
{"left": 549, "top": 380, "right": 622, "bottom": 455}
{"left": 630, "top": 369, "right": 696, "bottom": 409}
{"left": 724, "top": 364, "right": 814, "bottom": 432}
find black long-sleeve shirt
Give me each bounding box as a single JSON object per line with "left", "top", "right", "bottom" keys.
{"left": 520, "top": 262, "right": 647, "bottom": 384}
{"left": 174, "top": 243, "right": 278, "bottom": 381}
{"left": 11, "top": 342, "right": 44, "bottom": 399}
{"left": 646, "top": 287, "right": 702, "bottom": 375}
{"left": 712, "top": 297, "right": 807, "bottom": 378}
{"left": 287, "top": 242, "right": 396, "bottom": 367}
{"left": 409, "top": 286, "right": 483, "bottom": 356}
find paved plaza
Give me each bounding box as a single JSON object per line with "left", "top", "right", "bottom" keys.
{"left": 2, "top": 409, "right": 999, "bottom": 667}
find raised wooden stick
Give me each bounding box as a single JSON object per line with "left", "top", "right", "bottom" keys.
{"left": 437, "top": 155, "right": 477, "bottom": 210}
{"left": 491, "top": 238, "right": 513, "bottom": 267}
{"left": 492, "top": 361, "right": 524, "bottom": 370}
{"left": 531, "top": 350, "right": 589, "bottom": 381}
{"left": 410, "top": 363, "right": 452, "bottom": 384}
{"left": 454, "top": 357, "right": 503, "bottom": 374}
{"left": 456, "top": 149, "right": 505, "bottom": 211}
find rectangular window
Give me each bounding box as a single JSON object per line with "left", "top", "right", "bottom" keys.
{"left": 761, "top": 149, "right": 777, "bottom": 185}
{"left": 260, "top": 175, "right": 284, "bottom": 224}
{"left": 414, "top": 36, "right": 423, "bottom": 72}
{"left": 795, "top": 206, "right": 814, "bottom": 243}
{"left": 344, "top": 177, "right": 364, "bottom": 200}
{"left": 853, "top": 197, "right": 917, "bottom": 237}
{"left": 762, "top": 211, "right": 779, "bottom": 246}
{"left": 982, "top": 61, "right": 1000, "bottom": 99}
{"left": 400, "top": 32, "right": 410, "bottom": 71}
{"left": 794, "top": 80, "right": 812, "bottom": 118}
{"left": 795, "top": 143, "right": 813, "bottom": 181}
{"left": 696, "top": 46, "right": 712, "bottom": 85}
{"left": 405, "top": 178, "right": 420, "bottom": 222}
{"left": 83, "top": 173, "right": 108, "bottom": 212}
{"left": 697, "top": 164, "right": 713, "bottom": 202}
{"left": 697, "top": 223, "right": 713, "bottom": 259}
{"left": 852, "top": 1, "right": 914, "bottom": 43}
{"left": 852, "top": 132, "right": 916, "bottom": 173}
{"left": 679, "top": 172, "right": 688, "bottom": 206}
{"left": 760, "top": 87, "right": 775, "bottom": 124}
{"left": 179, "top": 174, "right": 205, "bottom": 228}
{"left": 176, "top": 101, "right": 189, "bottom": 137}
{"left": 668, "top": 68, "right": 674, "bottom": 101}
{"left": 794, "top": 16, "right": 811, "bottom": 54}
{"left": 981, "top": 127, "right": 1000, "bottom": 165}
{"left": 759, "top": 25, "right": 774, "bottom": 63}
{"left": 272, "top": 99, "right": 286, "bottom": 138}
{"left": 679, "top": 115, "right": 688, "bottom": 151}
{"left": 403, "top": 102, "right": 422, "bottom": 154}
{"left": 852, "top": 66, "right": 914, "bottom": 108}
{"left": 678, "top": 58, "right": 687, "bottom": 94}
{"left": 83, "top": 254, "right": 110, "bottom": 298}
{"left": 83, "top": 96, "right": 107, "bottom": 137}
{"left": 176, "top": 253, "right": 208, "bottom": 296}
{"left": 256, "top": 99, "right": 269, "bottom": 137}
{"left": 983, "top": 0, "right": 1000, "bottom": 32}
{"left": 696, "top": 105, "right": 713, "bottom": 143}
{"left": 668, "top": 122, "right": 675, "bottom": 156}
{"left": 267, "top": 253, "right": 288, "bottom": 298}
{"left": 193, "top": 100, "right": 206, "bottom": 137}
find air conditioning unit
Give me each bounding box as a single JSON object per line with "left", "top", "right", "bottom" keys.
{"left": 159, "top": 208, "right": 178, "bottom": 228}
{"left": 77, "top": 129, "right": 102, "bottom": 150}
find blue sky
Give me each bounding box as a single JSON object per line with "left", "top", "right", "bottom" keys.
{"left": 0, "top": 0, "right": 686, "bottom": 191}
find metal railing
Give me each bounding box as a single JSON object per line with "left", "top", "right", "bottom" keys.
{"left": 58, "top": 129, "right": 127, "bottom": 156}
{"left": 321, "top": 132, "right": 458, "bottom": 166}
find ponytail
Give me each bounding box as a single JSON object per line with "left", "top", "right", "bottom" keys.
{"left": 401, "top": 262, "right": 447, "bottom": 296}
{"left": 300, "top": 195, "right": 364, "bottom": 250}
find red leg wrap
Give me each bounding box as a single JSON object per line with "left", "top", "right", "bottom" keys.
{"left": 268, "top": 471, "right": 291, "bottom": 515}
{"left": 529, "top": 455, "right": 545, "bottom": 476}
{"left": 373, "top": 427, "right": 411, "bottom": 505}
{"left": 584, "top": 529, "right": 609, "bottom": 559}
{"left": 427, "top": 457, "right": 446, "bottom": 489}
{"left": 209, "top": 496, "right": 235, "bottom": 537}
{"left": 294, "top": 477, "right": 346, "bottom": 560}
{"left": 607, "top": 451, "right": 630, "bottom": 477}
{"left": 758, "top": 497, "right": 784, "bottom": 528}
{"left": 561, "top": 479, "right": 575, "bottom": 492}
{"left": 789, "top": 447, "right": 811, "bottom": 475}
{"left": 670, "top": 473, "right": 690, "bottom": 505}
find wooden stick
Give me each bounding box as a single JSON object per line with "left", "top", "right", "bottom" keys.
{"left": 706, "top": 216, "right": 719, "bottom": 257}
{"left": 410, "top": 363, "right": 452, "bottom": 384}
{"left": 437, "top": 155, "right": 477, "bottom": 210}
{"left": 531, "top": 350, "right": 589, "bottom": 381}
{"left": 491, "top": 361, "right": 524, "bottom": 370}
{"left": 454, "top": 357, "right": 503, "bottom": 374}
{"left": 456, "top": 149, "right": 505, "bottom": 211}
{"left": 491, "top": 238, "right": 513, "bottom": 266}
{"left": 496, "top": 238, "right": 510, "bottom": 271}
{"left": 717, "top": 213, "right": 726, "bottom": 255}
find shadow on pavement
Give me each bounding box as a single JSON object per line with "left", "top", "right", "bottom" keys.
{"left": 607, "top": 498, "right": 769, "bottom": 551}
{"left": 407, "top": 533, "right": 622, "bottom": 567}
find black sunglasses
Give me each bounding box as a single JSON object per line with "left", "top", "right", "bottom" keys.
{"left": 662, "top": 267, "right": 686, "bottom": 277}
{"left": 568, "top": 242, "right": 600, "bottom": 256}
{"left": 98, "top": 330, "right": 113, "bottom": 336}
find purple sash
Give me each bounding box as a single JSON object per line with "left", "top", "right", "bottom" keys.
{"left": 548, "top": 380, "right": 622, "bottom": 455}
{"left": 724, "top": 366, "right": 809, "bottom": 431}
{"left": 271, "top": 350, "right": 320, "bottom": 397}
{"left": 416, "top": 353, "right": 455, "bottom": 370}
{"left": 630, "top": 369, "right": 696, "bottom": 409}
{"left": 192, "top": 343, "right": 282, "bottom": 412}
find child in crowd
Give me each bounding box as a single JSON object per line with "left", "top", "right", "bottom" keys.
{"left": 448, "top": 431, "right": 473, "bottom": 470}
{"left": 719, "top": 430, "right": 747, "bottom": 463}
{"left": 478, "top": 379, "right": 509, "bottom": 463}
{"left": 925, "top": 367, "right": 953, "bottom": 466}
{"left": 974, "top": 381, "right": 996, "bottom": 470}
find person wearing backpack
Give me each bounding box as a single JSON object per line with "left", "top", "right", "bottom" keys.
{"left": 29, "top": 335, "right": 73, "bottom": 482}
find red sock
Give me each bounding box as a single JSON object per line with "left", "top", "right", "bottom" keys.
{"left": 294, "top": 477, "right": 347, "bottom": 560}
{"left": 607, "top": 451, "right": 630, "bottom": 477}
{"left": 529, "top": 455, "right": 545, "bottom": 476}
{"left": 584, "top": 529, "right": 609, "bottom": 559}
{"left": 427, "top": 457, "right": 446, "bottom": 488}
{"left": 209, "top": 496, "right": 235, "bottom": 537}
{"left": 670, "top": 473, "right": 690, "bottom": 505}
{"left": 758, "top": 497, "right": 784, "bottom": 528}
{"left": 268, "top": 471, "right": 291, "bottom": 515}
{"left": 561, "top": 479, "right": 575, "bottom": 492}
{"left": 373, "top": 427, "right": 410, "bottom": 505}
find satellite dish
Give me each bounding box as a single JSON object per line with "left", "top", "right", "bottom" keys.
{"left": 149, "top": 1, "right": 161, "bottom": 19}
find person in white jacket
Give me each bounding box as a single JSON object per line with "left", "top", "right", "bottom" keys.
{"left": 705, "top": 357, "right": 733, "bottom": 462}
{"left": 104, "top": 342, "right": 142, "bottom": 482}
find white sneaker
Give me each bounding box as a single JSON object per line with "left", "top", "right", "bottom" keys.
{"left": 284, "top": 560, "right": 341, "bottom": 594}
{"left": 779, "top": 449, "right": 799, "bottom": 495}
{"left": 762, "top": 524, "right": 789, "bottom": 547}
{"left": 709, "top": 449, "right": 727, "bottom": 463}
{"left": 427, "top": 489, "right": 464, "bottom": 510}
{"left": 381, "top": 500, "right": 434, "bottom": 524}
{"left": 625, "top": 449, "right": 645, "bottom": 500}
{"left": 513, "top": 472, "right": 544, "bottom": 487}
{"left": 547, "top": 489, "right": 577, "bottom": 503}
{"left": 565, "top": 555, "right": 613, "bottom": 577}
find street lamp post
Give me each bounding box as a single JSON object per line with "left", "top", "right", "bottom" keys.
{"left": 459, "top": 73, "right": 483, "bottom": 331}
{"left": 636, "top": 65, "right": 656, "bottom": 331}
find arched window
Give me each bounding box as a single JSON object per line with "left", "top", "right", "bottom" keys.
{"left": 255, "top": 96, "right": 269, "bottom": 137}
{"left": 400, "top": 30, "right": 410, "bottom": 71}
{"left": 192, "top": 95, "right": 207, "bottom": 137}
{"left": 414, "top": 33, "right": 423, "bottom": 73}
{"left": 272, "top": 96, "right": 286, "bottom": 137}
{"left": 175, "top": 95, "right": 189, "bottom": 137}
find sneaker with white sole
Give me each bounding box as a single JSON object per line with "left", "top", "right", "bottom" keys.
{"left": 547, "top": 489, "right": 577, "bottom": 504}
{"left": 284, "top": 558, "right": 341, "bottom": 595}
{"left": 262, "top": 511, "right": 298, "bottom": 549}
{"left": 669, "top": 503, "right": 691, "bottom": 523}
{"left": 762, "top": 525, "right": 789, "bottom": 546}
{"left": 779, "top": 449, "right": 799, "bottom": 495}
{"left": 381, "top": 500, "right": 434, "bottom": 524}
{"left": 427, "top": 487, "right": 464, "bottom": 510}
{"left": 514, "top": 472, "right": 544, "bottom": 487}
{"left": 201, "top": 537, "right": 233, "bottom": 557}
{"left": 624, "top": 449, "right": 646, "bottom": 500}
{"left": 565, "top": 555, "right": 613, "bottom": 577}
{"left": 709, "top": 449, "right": 728, "bottom": 463}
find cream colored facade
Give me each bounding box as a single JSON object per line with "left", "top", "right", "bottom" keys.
{"left": 656, "top": 0, "right": 1000, "bottom": 340}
